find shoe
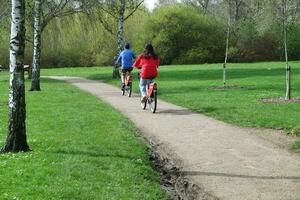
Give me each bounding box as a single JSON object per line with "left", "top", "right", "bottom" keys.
{"left": 141, "top": 96, "right": 148, "bottom": 103}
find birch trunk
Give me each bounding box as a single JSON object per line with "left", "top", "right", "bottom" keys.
{"left": 30, "top": 0, "right": 42, "bottom": 91}
{"left": 223, "top": 15, "right": 231, "bottom": 87}
{"left": 117, "top": 0, "right": 125, "bottom": 53}
{"left": 113, "top": 0, "right": 125, "bottom": 78}
{"left": 1, "top": 0, "right": 29, "bottom": 153}
{"left": 283, "top": 0, "right": 291, "bottom": 100}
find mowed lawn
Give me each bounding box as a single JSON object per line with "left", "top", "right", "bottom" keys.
{"left": 43, "top": 61, "right": 300, "bottom": 132}
{"left": 0, "top": 73, "right": 169, "bottom": 199}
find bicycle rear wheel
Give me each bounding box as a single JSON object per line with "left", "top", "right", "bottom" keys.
{"left": 149, "top": 91, "right": 157, "bottom": 113}
{"left": 141, "top": 99, "right": 147, "bottom": 110}
{"left": 121, "top": 83, "right": 125, "bottom": 96}
{"left": 127, "top": 82, "right": 132, "bottom": 97}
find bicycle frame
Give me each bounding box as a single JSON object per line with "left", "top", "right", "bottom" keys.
{"left": 147, "top": 82, "right": 157, "bottom": 97}
{"left": 122, "top": 71, "right": 133, "bottom": 97}
{"left": 140, "top": 80, "right": 157, "bottom": 113}
{"left": 125, "top": 73, "right": 132, "bottom": 86}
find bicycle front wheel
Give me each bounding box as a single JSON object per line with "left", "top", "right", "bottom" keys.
{"left": 149, "top": 91, "right": 157, "bottom": 113}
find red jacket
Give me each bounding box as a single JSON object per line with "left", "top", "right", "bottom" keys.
{"left": 133, "top": 54, "right": 160, "bottom": 79}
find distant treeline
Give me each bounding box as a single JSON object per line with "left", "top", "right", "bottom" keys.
{"left": 0, "top": 1, "right": 300, "bottom": 68}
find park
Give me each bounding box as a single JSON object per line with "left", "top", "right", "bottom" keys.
{"left": 0, "top": 0, "right": 300, "bottom": 199}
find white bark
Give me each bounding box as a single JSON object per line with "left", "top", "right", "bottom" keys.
{"left": 2, "top": 0, "right": 29, "bottom": 153}
{"left": 113, "top": 0, "right": 126, "bottom": 78}
{"left": 117, "top": 0, "right": 125, "bottom": 54}
{"left": 224, "top": 23, "right": 230, "bottom": 87}
{"left": 30, "top": 0, "right": 42, "bottom": 91}
{"left": 283, "top": 0, "right": 291, "bottom": 100}
{"left": 223, "top": 6, "right": 231, "bottom": 87}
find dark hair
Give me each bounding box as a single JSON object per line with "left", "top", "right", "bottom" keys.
{"left": 143, "top": 44, "right": 157, "bottom": 59}
{"left": 125, "top": 42, "right": 130, "bottom": 49}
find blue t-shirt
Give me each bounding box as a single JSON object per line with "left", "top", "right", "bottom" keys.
{"left": 116, "top": 49, "right": 135, "bottom": 69}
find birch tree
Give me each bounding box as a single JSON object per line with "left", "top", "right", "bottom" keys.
{"left": 89, "top": 0, "right": 144, "bottom": 77}
{"left": 282, "top": 0, "right": 291, "bottom": 100}
{"left": 221, "top": 0, "right": 249, "bottom": 86}
{"left": 271, "top": 0, "right": 299, "bottom": 100}
{"left": 30, "top": 0, "right": 42, "bottom": 91}
{"left": 1, "top": 0, "right": 30, "bottom": 153}
{"left": 223, "top": 12, "right": 230, "bottom": 87}
{"left": 29, "top": 0, "right": 82, "bottom": 91}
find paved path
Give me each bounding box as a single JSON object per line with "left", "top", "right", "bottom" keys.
{"left": 51, "top": 76, "right": 300, "bottom": 200}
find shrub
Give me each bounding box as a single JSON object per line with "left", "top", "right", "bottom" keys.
{"left": 134, "top": 5, "right": 225, "bottom": 65}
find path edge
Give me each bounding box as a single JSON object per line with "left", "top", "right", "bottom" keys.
{"left": 145, "top": 137, "right": 219, "bottom": 200}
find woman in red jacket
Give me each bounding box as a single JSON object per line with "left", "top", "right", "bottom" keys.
{"left": 133, "top": 44, "right": 160, "bottom": 102}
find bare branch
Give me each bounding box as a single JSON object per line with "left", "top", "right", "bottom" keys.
{"left": 124, "top": 0, "right": 144, "bottom": 21}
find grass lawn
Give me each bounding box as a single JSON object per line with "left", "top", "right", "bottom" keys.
{"left": 42, "top": 61, "right": 300, "bottom": 151}
{"left": 42, "top": 61, "right": 300, "bottom": 132}
{"left": 0, "top": 73, "right": 169, "bottom": 199}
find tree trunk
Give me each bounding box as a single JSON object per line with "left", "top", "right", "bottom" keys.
{"left": 283, "top": 0, "right": 291, "bottom": 100}
{"left": 30, "top": 0, "right": 42, "bottom": 91}
{"left": 113, "top": 0, "right": 126, "bottom": 79}
{"left": 117, "top": 0, "right": 125, "bottom": 53}
{"left": 1, "top": 0, "right": 29, "bottom": 153}
{"left": 223, "top": 13, "right": 231, "bottom": 87}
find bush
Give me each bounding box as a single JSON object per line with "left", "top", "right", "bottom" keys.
{"left": 134, "top": 5, "right": 225, "bottom": 65}
{"left": 229, "top": 19, "right": 278, "bottom": 62}
{"left": 288, "top": 20, "right": 300, "bottom": 61}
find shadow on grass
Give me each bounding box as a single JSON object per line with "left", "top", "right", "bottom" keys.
{"left": 52, "top": 149, "right": 138, "bottom": 160}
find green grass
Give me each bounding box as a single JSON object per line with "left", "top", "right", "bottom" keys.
{"left": 0, "top": 74, "right": 169, "bottom": 199}
{"left": 42, "top": 61, "right": 300, "bottom": 150}
{"left": 42, "top": 61, "right": 300, "bottom": 131}
{"left": 292, "top": 141, "right": 300, "bottom": 152}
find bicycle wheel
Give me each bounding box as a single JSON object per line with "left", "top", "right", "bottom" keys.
{"left": 149, "top": 91, "right": 157, "bottom": 113}
{"left": 121, "top": 83, "right": 125, "bottom": 96}
{"left": 127, "top": 82, "right": 132, "bottom": 97}
{"left": 141, "top": 100, "right": 147, "bottom": 110}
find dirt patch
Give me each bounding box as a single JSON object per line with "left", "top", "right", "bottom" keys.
{"left": 148, "top": 140, "right": 219, "bottom": 200}
{"left": 211, "top": 85, "right": 246, "bottom": 90}
{"left": 260, "top": 97, "right": 300, "bottom": 104}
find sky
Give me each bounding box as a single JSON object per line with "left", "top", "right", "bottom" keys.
{"left": 144, "top": 0, "right": 158, "bottom": 11}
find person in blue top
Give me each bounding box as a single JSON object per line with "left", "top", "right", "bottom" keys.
{"left": 115, "top": 42, "right": 136, "bottom": 90}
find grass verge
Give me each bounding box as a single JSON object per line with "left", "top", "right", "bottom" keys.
{"left": 0, "top": 73, "right": 169, "bottom": 199}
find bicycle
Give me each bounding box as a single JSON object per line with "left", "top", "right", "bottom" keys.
{"left": 141, "top": 80, "right": 158, "bottom": 113}
{"left": 122, "top": 72, "right": 132, "bottom": 97}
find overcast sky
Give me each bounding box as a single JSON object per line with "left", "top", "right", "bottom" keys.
{"left": 144, "top": 0, "right": 158, "bottom": 10}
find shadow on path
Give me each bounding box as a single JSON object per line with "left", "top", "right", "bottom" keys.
{"left": 157, "top": 109, "right": 194, "bottom": 116}
{"left": 180, "top": 171, "right": 300, "bottom": 180}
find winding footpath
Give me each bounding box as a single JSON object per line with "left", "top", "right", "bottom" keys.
{"left": 51, "top": 76, "right": 300, "bottom": 200}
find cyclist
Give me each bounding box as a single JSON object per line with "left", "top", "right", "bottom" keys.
{"left": 133, "top": 44, "right": 160, "bottom": 103}
{"left": 115, "top": 42, "right": 136, "bottom": 90}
